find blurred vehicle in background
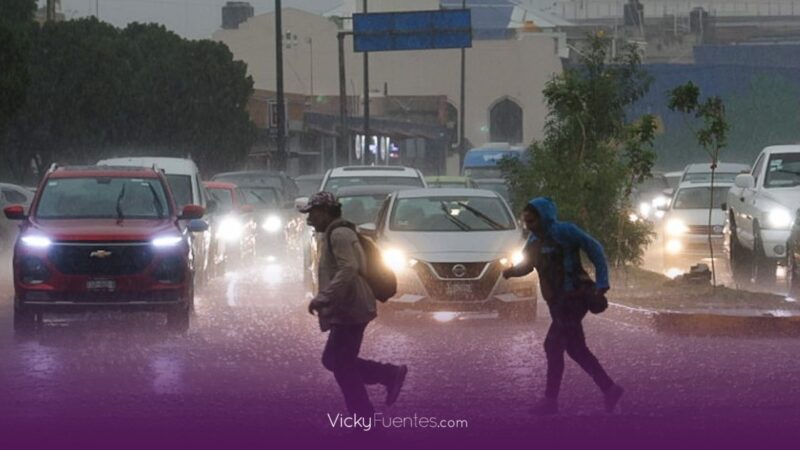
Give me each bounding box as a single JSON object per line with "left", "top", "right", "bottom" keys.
{"left": 5, "top": 165, "right": 205, "bottom": 331}
{"left": 475, "top": 178, "right": 511, "bottom": 205}
{"left": 238, "top": 185, "right": 294, "bottom": 261}
{"left": 461, "top": 143, "right": 527, "bottom": 179}
{"left": 632, "top": 172, "right": 671, "bottom": 222}
{"left": 0, "top": 183, "right": 35, "bottom": 253}
{"left": 357, "top": 188, "right": 537, "bottom": 320}
{"left": 664, "top": 171, "right": 683, "bottom": 192}
{"left": 293, "top": 173, "right": 324, "bottom": 198}
{"left": 211, "top": 171, "right": 299, "bottom": 201}
{"left": 96, "top": 156, "right": 213, "bottom": 287}
{"left": 302, "top": 166, "right": 426, "bottom": 202}
{"left": 425, "top": 176, "right": 478, "bottom": 189}
{"left": 204, "top": 181, "right": 257, "bottom": 277}
{"left": 661, "top": 181, "right": 732, "bottom": 273}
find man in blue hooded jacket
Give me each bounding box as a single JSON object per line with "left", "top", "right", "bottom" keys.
{"left": 502, "top": 197, "right": 623, "bottom": 415}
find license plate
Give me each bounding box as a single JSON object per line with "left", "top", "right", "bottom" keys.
{"left": 445, "top": 283, "right": 473, "bottom": 297}
{"left": 86, "top": 279, "right": 116, "bottom": 291}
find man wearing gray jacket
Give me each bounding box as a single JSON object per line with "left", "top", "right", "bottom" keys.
{"left": 301, "top": 192, "right": 408, "bottom": 419}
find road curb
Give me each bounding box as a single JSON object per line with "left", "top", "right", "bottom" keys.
{"left": 607, "top": 302, "right": 800, "bottom": 336}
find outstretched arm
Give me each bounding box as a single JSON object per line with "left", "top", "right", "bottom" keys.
{"left": 502, "top": 239, "right": 536, "bottom": 278}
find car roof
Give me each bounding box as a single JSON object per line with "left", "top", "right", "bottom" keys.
{"left": 53, "top": 165, "right": 161, "bottom": 178}
{"left": 293, "top": 174, "right": 324, "bottom": 181}
{"left": 335, "top": 185, "right": 414, "bottom": 196}
{"left": 203, "top": 181, "right": 236, "bottom": 189}
{"left": 394, "top": 188, "right": 500, "bottom": 199}
{"left": 426, "top": 176, "right": 469, "bottom": 182}
{"left": 329, "top": 166, "right": 421, "bottom": 177}
{"left": 96, "top": 157, "right": 199, "bottom": 175}
{"left": 676, "top": 181, "right": 734, "bottom": 189}
{"left": 684, "top": 162, "right": 749, "bottom": 173}
{"left": 762, "top": 145, "right": 800, "bottom": 155}
{"left": 213, "top": 170, "right": 287, "bottom": 178}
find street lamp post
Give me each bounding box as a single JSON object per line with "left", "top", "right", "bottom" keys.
{"left": 275, "top": 0, "right": 287, "bottom": 170}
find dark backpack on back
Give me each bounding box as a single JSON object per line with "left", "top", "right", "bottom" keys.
{"left": 326, "top": 221, "right": 397, "bottom": 303}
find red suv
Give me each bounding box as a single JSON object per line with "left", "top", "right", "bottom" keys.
{"left": 4, "top": 165, "right": 206, "bottom": 332}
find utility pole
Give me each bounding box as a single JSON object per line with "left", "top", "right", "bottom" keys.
{"left": 338, "top": 31, "right": 353, "bottom": 169}
{"left": 459, "top": 0, "right": 467, "bottom": 168}
{"left": 362, "top": 0, "right": 370, "bottom": 166}
{"left": 46, "top": 0, "right": 56, "bottom": 21}
{"left": 275, "top": 0, "right": 287, "bottom": 170}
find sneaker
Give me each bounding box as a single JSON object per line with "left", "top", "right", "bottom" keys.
{"left": 386, "top": 365, "right": 408, "bottom": 406}
{"left": 528, "top": 397, "right": 558, "bottom": 415}
{"left": 604, "top": 384, "right": 624, "bottom": 413}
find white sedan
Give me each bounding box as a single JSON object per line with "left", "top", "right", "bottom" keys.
{"left": 359, "top": 188, "right": 537, "bottom": 320}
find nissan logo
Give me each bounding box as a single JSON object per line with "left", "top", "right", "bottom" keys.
{"left": 452, "top": 264, "right": 467, "bottom": 278}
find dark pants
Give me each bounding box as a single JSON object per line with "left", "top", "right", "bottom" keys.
{"left": 544, "top": 301, "right": 614, "bottom": 399}
{"left": 322, "top": 322, "right": 397, "bottom": 416}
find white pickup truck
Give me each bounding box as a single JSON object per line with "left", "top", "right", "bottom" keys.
{"left": 726, "top": 145, "right": 800, "bottom": 283}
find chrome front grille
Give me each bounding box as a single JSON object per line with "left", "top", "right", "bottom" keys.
{"left": 48, "top": 242, "right": 154, "bottom": 276}
{"left": 413, "top": 261, "right": 500, "bottom": 302}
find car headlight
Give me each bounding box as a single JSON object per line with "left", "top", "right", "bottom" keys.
{"left": 665, "top": 239, "right": 683, "bottom": 254}
{"left": 217, "top": 216, "right": 243, "bottom": 241}
{"left": 501, "top": 249, "right": 525, "bottom": 267}
{"left": 262, "top": 215, "right": 283, "bottom": 233}
{"left": 382, "top": 248, "right": 416, "bottom": 272}
{"left": 638, "top": 202, "right": 651, "bottom": 218}
{"left": 21, "top": 235, "right": 52, "bottom": 248}
{"left": 665, "top": 218, "right": 688, "bottom": 236}
{"left": 152, "top": 236, "right": 183, "bottom": 247}
{"left": 652, "top": 195, "right": 669, "bottom": 208}
{"left": 768, "top": 208, "right": 793, "bottom": 229}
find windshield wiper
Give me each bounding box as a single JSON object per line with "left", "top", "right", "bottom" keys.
{"left": 439, "top": 201, "right": 470, "bottom": 231}
{"left": 457, "top": 201, "right": 504, "bottom": 230}
{"left": 115, "top": 183, "right": 126, "bottom": 224}
{"left": 146, "top": 183, "right": 164, "bottom": 218}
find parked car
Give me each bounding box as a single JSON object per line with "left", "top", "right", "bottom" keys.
{"left": 299, "top": 166, "right": 426, "bottom": 204}
{"left": 725, "top": 145, "right": 800, "bottom": 283}
{"left": 4, "top": 165, "right": 205, "bottom": 332}
{"left": 358, "top": 188, "right": 537, "bottom": 320}
{"left": 293, "top": 173, "right": 324, "bottom": 198}
{"left": 212, "top": 171, "right": 299, "bottom": 201}
{"left": 425, "top": 176, "right": 479, "bottom": 189}
{"left": 204, "top": 181, "right": 257, "bottom": 276}
{"left": 96, "top": 157, "right": 213, "bottom": 287}
{"left": 661, "top": 181, "right": 732, "bottom": 272}
{"left": 0, "top": 182, "right": 35, "bottom": 253}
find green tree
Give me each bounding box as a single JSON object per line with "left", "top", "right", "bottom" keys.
{"left": 668, "top": 82, "right": 730, "bottom": 286}
{"left": 0, "top": 0, "right": 36, "bottom": 156}
{"left": 501, "top": 34, "right": 657, "bottom": 266}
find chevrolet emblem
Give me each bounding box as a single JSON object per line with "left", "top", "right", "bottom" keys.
{"left": 90, "top": 250, "right": 113, "bottom": 259}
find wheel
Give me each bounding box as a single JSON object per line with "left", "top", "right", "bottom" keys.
{"left": 729, "top": 217, "right": 753, "bottom": 282}
{"left": 753, "top": 223, "right": 777, "bottom": 285}
{"left": 788, "top": 243, "right": 800, "bottom": 298}
{"left": 499, "top": 301, "right": 537, "bottom": 322}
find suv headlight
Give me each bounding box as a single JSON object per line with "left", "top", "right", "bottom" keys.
{"left": 382, "top": 248, "right": 416, "bottom": 272}
{"left": 262, "top": 215, "right": 282, "bottom": 233}
{"left": 768, "top": 208, "right": 793, "bottom": 229}
{"left": 21, "top": 235, "right": 52, "bottom": 248}
{"left": 217, "top": 216, "right": 243, "bottom": 240}
{"left": 152, "top": 236, "right": 183, "bottom": 248}
{"left": 665, "top": 219, "right": 688, "bottom": 236}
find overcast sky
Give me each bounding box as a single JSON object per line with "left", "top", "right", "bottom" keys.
{"left": 48, "top": 0, "right": 342, "bottom": 39}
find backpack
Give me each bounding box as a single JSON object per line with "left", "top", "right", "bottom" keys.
{"left": 326, "top": 221, "right": 397, "bottom": 302}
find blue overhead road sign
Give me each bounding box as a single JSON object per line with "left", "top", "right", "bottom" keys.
{"left": 353, "top": 9, "right": 472, "bottom": 52}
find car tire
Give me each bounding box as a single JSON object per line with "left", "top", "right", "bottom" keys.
{"left": 729, "top": 217, "right": 753, "bottom": 282}
{"left": 499, "top": 301, "right": 537, "bottom": 322}
{"left": 788, "top": 243, "right": 800, "bottom": 298}
{"left": 753, "top": 223, "right": 777, "bottom": 285}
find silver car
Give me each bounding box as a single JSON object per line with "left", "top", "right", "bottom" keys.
{"left": 359, "top": 188, "right": 537, "bottom": 320}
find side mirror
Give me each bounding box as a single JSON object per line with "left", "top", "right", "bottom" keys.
{"left": 294, "top": 196, "right": 309, "bottom": 211}
{"left": 179, "top": 204, "right": 205, "bottom": 220}
{"left": 187, "top": 219, "right": 209, "bottom": 233}
{"left": 206, "top": 200, "right": 218, "bottom": 214}
{"left": 721, "top": 202, "right": 727, "bottom": 212}
{"left": 357, "top": 223, "right": 378, "bottom": 239}
{"left": 735, "top": 173, "right": 755, "bottom": 189}
{"left": 3, "top": 205, "right": 26, "bottom": 220}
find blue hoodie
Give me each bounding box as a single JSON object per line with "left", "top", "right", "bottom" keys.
{"left": 526, "top": 197, "right": 610, "bottom": 291}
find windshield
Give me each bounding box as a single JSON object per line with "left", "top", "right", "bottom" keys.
{"left": 340, "top": 194, "right": 387, "bottom": 225}
{"left": 765, "top": 153, "right": 800, "bottom": 188}
{"left": 36, "top": 177, "right": 170, "bottom": 219}
{"left": 390, "top": 196, "right": 514, "bottom": 232}
{"left": 672, "top": 187, "right": 729, "bottom": 210}
{"left": 207, "top": 188, "right": 234, "bottom": 213}
{"left": 215, "top": 173, "right": 283, "bottom": 189}
{"left": 324, "top": 176, "right": 423, "bottom": 192}
{"left": 166, "top": 174, "right": 193, "bottom": 209}
{"left": 241, "top": 186, "right": 280, "bottom": 209}
{"left": 682, "top": 172, "right": 742, "bottom": 183}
